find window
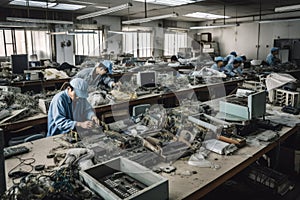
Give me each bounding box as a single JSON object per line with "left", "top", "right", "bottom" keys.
{"left": 138, "top": 32, "right": 152, "bottom": 58}
{"left": 74, "top": 30, "right": 103, "bottom": 56}
{"left": 29, "top": 30, "right": 51, "bottom": 59}
{"left": 0, "top": 31, "right": 5, "bottom": 56}
{"left": 123, "top": 31, "right": 152, "bottom": 58}
{"left": 15, "top": 30, "right": 26, "bottom": 54}
{"left": 123, "top": 32, "right": 138, "bottom": 57}
{"left": 164, "top": 31, "right": 188, "bottom": 56}
{"left": 0, "top": 29, "right": 50, "bottom": 59}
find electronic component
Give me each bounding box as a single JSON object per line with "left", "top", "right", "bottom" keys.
{"left": 4, "top": 145, "right": 30, "bottom": 159}
{"left": 137, "top": 71, "right": 157, "bottom": 88}
{"left": 275, "top": 89, "right": 300, "bottom": 107}
{"left": 245, "top": 164, "right": 293, "bottom": 196}
{"left": 219, "top": 91, "right": 266, "bottom": 121}
{"left": 218, "top": 132, "right": 246, "bottom": 147}
{"left": 281, "top": 105, "right": 300, "bottom": 115}
{"left": 256, "top": 130, "right": 278, "bottom": 142}
{"left": 202, "top": 139, "right": 238, "bottom": 155}
{"left": 100, "top": 172, "right": 147, "bottom": 199}
{"left": 80, "top": 157, "right": 169, "bottom": 200}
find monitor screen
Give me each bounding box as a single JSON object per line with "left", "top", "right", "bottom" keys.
{"left": 200, "top": 32, "right": 212, "bottom": 42}
{"left": 29, "top": 61, "right": 41, "bottom": 67}
{"left": 11, "top": 54, "right": 28, "bottom": 74}
{"left": 75, "top": 55, "right": 88, "bottom": 65}
{"left": 132, "top": 104, "right": 151, "bottom": 117}
{"left": 137, "top": 71, "right": 156, "bottom": 87}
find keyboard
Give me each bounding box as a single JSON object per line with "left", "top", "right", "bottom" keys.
{"left": 3, "top": 146, "right": 30, "bottom": 159}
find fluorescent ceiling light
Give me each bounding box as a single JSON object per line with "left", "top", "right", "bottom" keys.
{"left": 51, "top": 3, "right": 86, "bottom": 11}
{"left": 68, "top": 30, "right": 96, "bottom": 34}
{"left": 167, "top": 27, "right": 189, "bottom": 31}
{"left": 0, "top": 22, "right": 42, "bottom": 28}
{"left": 108, "top": 30, "right": 126, "bottom": 34}
{"left": 77, "top": 3, "right": 132, "bottom": 20}
{"left": 184, "top": 12, "right": 230, "bottom": 19}
{"left": 47, "top": 30, "right": 96, "bottom": 35}
{"left": 95, "top": 6, "right": 109, "bottom": 9}
{"left": 7, "top": 17, "right": 74, "bottom": 25}
{"left": 9, "top": 0, "right": 85, "bottom": 10}
{"left": 190, "top": 24, "right": 238, "bottom": 30}
{"left": 133, "top": 0, "right": 203, "bottom": 6}
{"left": 9, "top": 0, "right": 56, "bottom": 8}
{"left": 259, "top": 18, "right": 300, "bottom": 24}
{"left": 122, "top": 13, "right": 178, "bottom": 24}
{"left": 47, "top": 31, "right": 68, "bottom": 35}
{"left": 275, "top": 4, "right": 300, "bottom": 12}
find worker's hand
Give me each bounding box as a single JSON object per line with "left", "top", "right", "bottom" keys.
{"left": 77, "top": 121, "right": 94, "bottom": 129}
{"left": 91, "top": 115, "right": 100, "bottom": 126}
{"left": 112, "top": 82, "right": 122, "bottom": 88}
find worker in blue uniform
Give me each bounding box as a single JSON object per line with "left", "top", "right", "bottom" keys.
{"left": 211, "top": 56, "right": 224, "bottom": 72}
{"left": 73, "top": 60, "right": 119, "bottom": 90}
{"left": 224, "top": 51, "right": 237, "bottom": 65}
{"left": 224, "top": 57, "right": 243, "bottom": 77}
{"left": 266, "top": 47, "right": 281, "bottom": 66}
{"left": 47, "top": 78, "right": 100, "bottom": 137}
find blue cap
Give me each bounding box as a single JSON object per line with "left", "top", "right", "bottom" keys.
{"left": 100, "top": 60, "right": 113, "bottom": 74}
{"left": 70, "top": 78, "right": 89, "bottom": 98}
{"left": 230, "top": 51, "right": 237, "bottom": 57}
{"left": 271, "top": 47, "right": 279, "bottom": 53}
{"left": 214, "top": 56, "right": 224, "bottom": 62}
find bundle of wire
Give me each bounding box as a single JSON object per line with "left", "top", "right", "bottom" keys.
{"left": 2, "top": 164, "right": 102, "bottom": 200}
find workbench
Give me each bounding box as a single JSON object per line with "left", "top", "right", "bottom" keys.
{"left": 4, "top": 125, "right": 298, "bottom": 199}
{"left": 11, "top": 78, "right": 71, "bottom": 93}
{"left": 0, "top": 79, "right": 242, "bottom": 146}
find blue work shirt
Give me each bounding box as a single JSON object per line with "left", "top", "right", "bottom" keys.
{"left": 73, "top": 67, "right": 115, "bottom": 89}
{"left": 225, "top": 54, "right": 235, "bottom": 65}
{"left": 224, "top": 63, "right": 243, "bottom": 77}
{"left": 211, "top": 63, "right": 224, "bottom": 72}
{"left": 47, "top": 90, "right": 95, "bottom": 137}
{"left": 266, "top": 53, "right": 280, "bottom": 66}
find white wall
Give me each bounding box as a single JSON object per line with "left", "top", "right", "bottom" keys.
{"left": 193, "top": 20, "right": 300, "bottom": 60}
{"left": 259, "top": 21, "right": 300, "bottom": 60}
{"left": 55, "top": 33, "right": 75, "bottom": 65}
{"left": 95, "top": 16, "right": 122, "bottom": 55}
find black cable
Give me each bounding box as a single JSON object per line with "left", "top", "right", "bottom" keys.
{"left": 8, "top": 157, "right": 35, "bottom": 174}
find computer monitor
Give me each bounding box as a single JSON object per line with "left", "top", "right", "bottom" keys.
{"left": 200, "top": 32, "right": 212, "bottom": 42}
{"left": 11, "top": 54, "right": 28, "bottom": 74}
{"left": 132, "top": 104, "right": 151, "bottom": 117}
{"left": 137, "top": 71, "right": 157, "bottom": 87}
{"left": 29, "top": 61, "right": 41, "bottom": 68}
{"left": 75, "top": 55, "right": 88, "bottom": 65}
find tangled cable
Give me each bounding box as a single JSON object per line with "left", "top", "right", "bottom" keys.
{"left": 2, "top": 164, "right": 103, "bottom": 200}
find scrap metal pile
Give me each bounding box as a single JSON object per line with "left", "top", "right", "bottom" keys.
{"left": 75, "top": 101, "right": 217, "bottom": 168}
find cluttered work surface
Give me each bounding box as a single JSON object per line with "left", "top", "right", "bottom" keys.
{"left": 4, "top": 120, "right": 298, "bottom": 199}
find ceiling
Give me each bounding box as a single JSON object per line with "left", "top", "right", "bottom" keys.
{"left": 1, "top": 0, "right": 300, "bottom": 24}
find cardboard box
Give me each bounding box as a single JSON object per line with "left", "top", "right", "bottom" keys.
{"left": 79, "top": 156, "right": 169, "bottom": 200}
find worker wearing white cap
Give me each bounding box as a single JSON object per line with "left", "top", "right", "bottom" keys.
{"left": 47, "top": 78, "right": 100, "bottom": 137}
{"left": 73, "top": 60, "right": 119, "bottom": 90}
{"left": 266, "top": 47, "right": 281, "bottom": 66}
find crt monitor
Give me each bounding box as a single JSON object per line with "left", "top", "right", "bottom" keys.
{"left": 29, "top": 61, "right": 41, "bottom": 67}
{"left": 132, "top": 104, "right": 151, "bottom": 117}
{"left": 200, "top": 32, "right": 212, "bottom": 42}
{"left": 137, "top": 71, "right": 157, "bottom": 87}
{"left": 11, "top": 54, "right": 28, "bottom": 74}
